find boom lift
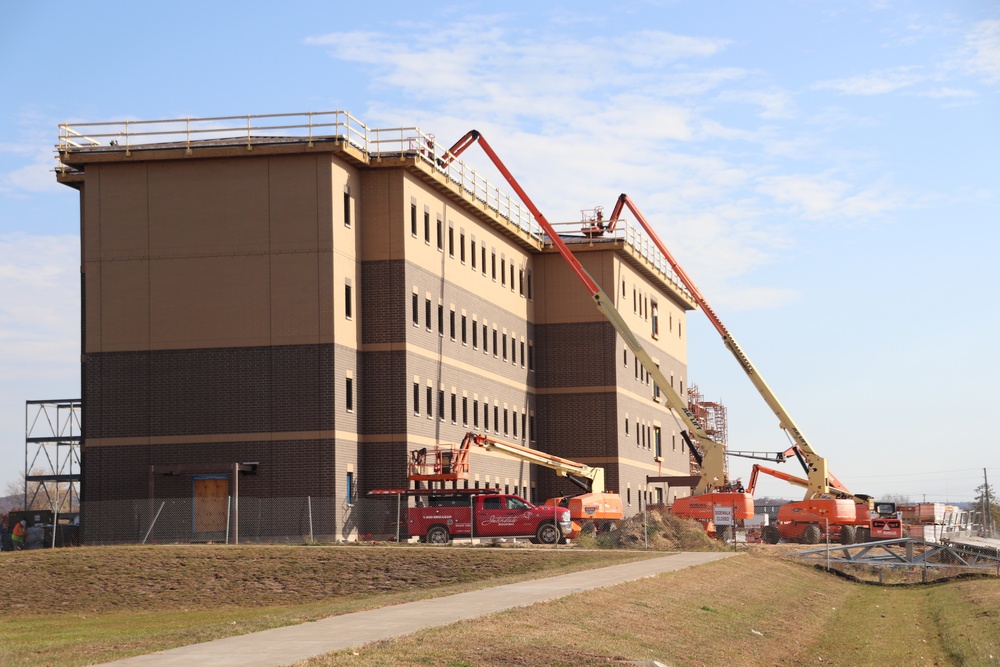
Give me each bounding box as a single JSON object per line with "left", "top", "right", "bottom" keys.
{"left": 443, "top": 131, "right": 753, "bottom": 534}
{"left": 747, "top": 463, "right": 901, "bottom": 543}
{"left": 468, "top": 432, "right": 623, "bottom": 537}
{"left": 604, "top": 195, "right": 876, "bottom": 535}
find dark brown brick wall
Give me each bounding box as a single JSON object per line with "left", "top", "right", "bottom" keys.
{"left": 84, "top": 344, "right": 336, "bottom": 438}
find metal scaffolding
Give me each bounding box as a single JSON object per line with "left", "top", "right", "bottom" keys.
{"left": 24, "top": 399, "right": 81, "bottom": 515}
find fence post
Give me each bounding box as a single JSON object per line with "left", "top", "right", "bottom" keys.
{"left": 308, "top": 496, "right": 314, "bottom": 543}
{"left": 143, "top": 501, "right": 166, "bottom": 545}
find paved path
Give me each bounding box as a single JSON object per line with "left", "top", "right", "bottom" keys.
{"left": 96, "top": 551, "right": 737, "bottom": 667}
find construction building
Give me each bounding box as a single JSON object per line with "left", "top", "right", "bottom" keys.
{"left": 55, "top": 111, "right": 697, "bottom": 543}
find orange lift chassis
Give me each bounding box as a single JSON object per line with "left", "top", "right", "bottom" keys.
{"left": 444, "top": 131, "right": 752, "bottom": 534}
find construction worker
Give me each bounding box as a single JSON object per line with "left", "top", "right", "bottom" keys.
{"left": 11, "top": 519, "right": 27, "bottom": 550}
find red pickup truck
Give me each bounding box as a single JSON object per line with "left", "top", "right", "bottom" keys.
{"left": 408, "top": 491, "right": 572, "bottom": 544}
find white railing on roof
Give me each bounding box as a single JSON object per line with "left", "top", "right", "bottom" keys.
{"left": 56, "top": 111, "right": 687, "bottom": 294}
{"left": 57, "top": 111, "right": 541, "bottom": 240}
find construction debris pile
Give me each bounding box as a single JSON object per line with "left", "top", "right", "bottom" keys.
{"left": 594, "top": 508, "right": 723, "bottom": 551}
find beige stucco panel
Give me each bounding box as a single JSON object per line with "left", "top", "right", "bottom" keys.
{"left": 94, "top": 163, "right": 149, "bottom": 260}
{"left": 147, "top": 158, "right": 270, "bottom": 256}
{"left": 149, "top": 254, "right": 270, "bottom": 349}
{"left": 84, "top": 261, "right": 102, "bottom": 352}
{"left": 97, "top": 260, "right": 149, "bottom": 351}
{"left": 268, "top": 154, "right": 321, "bottom": 253}
{"left": 270, "top": 251, "right": 323, "bottom": 346}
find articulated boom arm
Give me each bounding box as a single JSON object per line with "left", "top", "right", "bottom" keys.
{"left": 469, "top": 433, "right": 604, "bottom": 493}
{"left": 445, "top": 132, "right": 730, "bottom": 494}
{"left": 609, "top": 194, "right": 852, "bottom": 502}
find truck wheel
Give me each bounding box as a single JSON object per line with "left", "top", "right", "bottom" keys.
{"left": 535, "top": 522, "right": 560, "bottom": 545}
{"left": 426, "top": 525, "right": 450, "bottom": 545}
{"left": 802, "top": 524, "right": 821, "bottom": 545}
{"left": 762, "top": 526, "right": 780, "bottom": 544}
{"left": 839, "top": 525, "right": 857, "bottom": 544}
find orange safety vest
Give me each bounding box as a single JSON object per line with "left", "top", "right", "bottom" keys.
{"left": 12, "top": 523, "right": 26, "bottom": 542}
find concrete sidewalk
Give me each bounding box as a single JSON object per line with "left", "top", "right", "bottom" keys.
{"left": 96, "top": 551, "right": 737, "bottom": 667}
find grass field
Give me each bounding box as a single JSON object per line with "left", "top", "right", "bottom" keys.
{"left": 0, "top": 544, "right": 654, "bottom": 666}
{"left": 2, "top": 544, "right": 999, "bottom": 667}
{"left": 301, "top": 551, "right": 1000, "bottom": 667}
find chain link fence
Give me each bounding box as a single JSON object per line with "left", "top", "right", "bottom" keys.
{"left": 5, "top": 495, "right": 762, "bottom": 549}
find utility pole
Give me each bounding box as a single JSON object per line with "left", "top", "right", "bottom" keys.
{"left": 985, "top": 468, "right": 994, "bottom": 538}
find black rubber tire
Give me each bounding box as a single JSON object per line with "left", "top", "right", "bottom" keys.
{"left": 426, "top": 525, "right": 450, "bottom": 545}
{"left": 762, "top": 525, "right": 781, "bottom": 544}
{"left": 801, "top": 524, "right": 822, "bottom": 545}
{"left": 839, "top": 524, "right": 857, "bottom": 545}
{"left": 535, "top": 521, "right": 560, "bottom": 545}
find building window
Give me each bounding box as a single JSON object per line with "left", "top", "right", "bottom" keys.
{"left": 460, "top": 231, "right": 466, "bottom": 263}
{"left": 436, "top": 215, "right": 443, "bottom": 250}
{"left": 346, "top": 377, "right": 354, "bottom": 412}
{"left": 410, "top": 203, "right": 417, "bottom": 237}
{"left": 461, "top": 315, "right": 467, "bottom": 344}
{"left": 424, "top": 210, "right": 430, "bottom": 243}
{"left": 413, "top": 382, "right": 420, "bottom": 415}
{"left": 412, "top": 293, "right": 419, "bottom": 325}
{"left": 448, "top": 225, "right": 454, "bottom": 257}
{"left": 344, "top": 282, "right": 353, "bottom": 320}
{"left": 344, "top": 191, "right": 353, "bottom": 228}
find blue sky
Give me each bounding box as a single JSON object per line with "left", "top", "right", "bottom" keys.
{"left": 1, "top": 1, "right": 998, "bottom": 503}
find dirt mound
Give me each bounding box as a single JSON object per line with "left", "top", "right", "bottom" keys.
{"left": 593, "top": 508, "right": 723, "bottom": 551}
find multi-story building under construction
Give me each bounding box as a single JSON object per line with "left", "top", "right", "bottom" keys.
{"left": 55, "top": 111, "right": 698, "bottom": 543}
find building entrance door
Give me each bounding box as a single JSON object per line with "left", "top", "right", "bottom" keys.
{"left": 193, "top": 476, "right": 229, "bottom": 535}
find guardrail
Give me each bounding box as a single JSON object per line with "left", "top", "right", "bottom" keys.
{"left": 56, "top": 110, "right": 690, "bottom": 291}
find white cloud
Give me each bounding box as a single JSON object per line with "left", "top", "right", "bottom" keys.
{"left": 813, "top": 66, "right": 924, "bottom": 96}
{"left": 961, "top": 19, "right": 1000, "bottom": 85}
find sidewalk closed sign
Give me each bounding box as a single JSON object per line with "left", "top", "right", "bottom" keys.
{"left": 714, "top": 506, "right": 733, "bottom": 526}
